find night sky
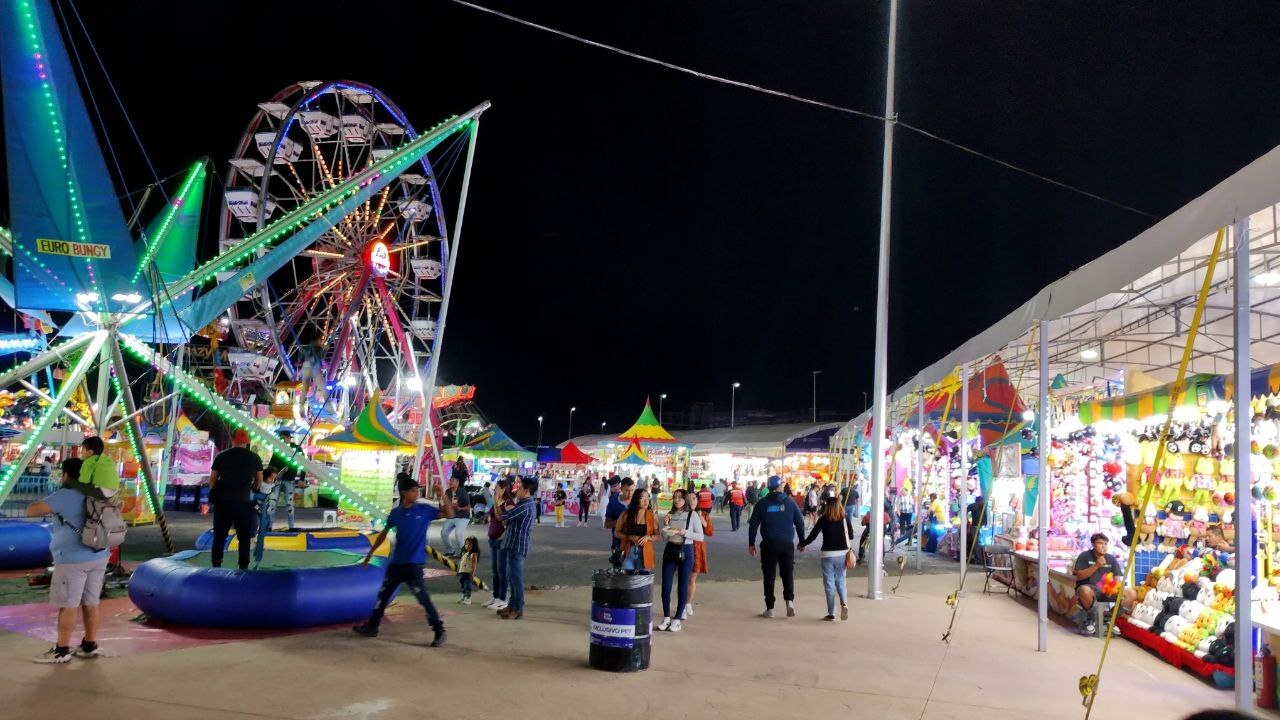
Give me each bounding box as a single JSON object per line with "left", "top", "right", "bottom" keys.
{"left": 8, "top": 1, "right": 1280, "bottom": 446}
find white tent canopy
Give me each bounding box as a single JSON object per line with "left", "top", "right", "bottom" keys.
{"left": 837, "top": 142, "right": 1280, "bottom": 441}
{"left": 568, "top": 422, "right": 842, "bottom": 459}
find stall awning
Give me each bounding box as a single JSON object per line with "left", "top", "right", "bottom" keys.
{"left": 1076, "top": 374, "right": 1219, "bottom": 424}
{"left": 614, "top": 399, "right": 683, "bottom": 445}
{"left": 316, "top": 392, "right": 415, "bottom": 452}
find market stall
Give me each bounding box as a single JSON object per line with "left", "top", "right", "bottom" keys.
{"left": 316, "top": 393, "right": 417, "bottom": 528}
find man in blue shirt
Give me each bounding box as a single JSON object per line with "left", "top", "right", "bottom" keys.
{"left": 494, "top": 476, "right": 538, "bottom": 619}
{"left": 353, "top": 474, "right": 453, "bottom": 646}
{"left": 748, "top": 475, "right": 806, "bottom": 618}
{"left": 26, "top": 458, "right": 110, "bottom": 663}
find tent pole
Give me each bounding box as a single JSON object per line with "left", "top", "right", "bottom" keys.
{"left": 415, "top": 118, "right": 481, "bottom": 487}
{"left": 866, "top": 0, "right": 899, "bottom": 603}
{"left": 1038, "top": 322, "right": 1050, "bottom": 652}
{"left": 916, "top": 388, "right": 924, "bottom": 570}
{"left": 1232, "top": 218, "right": 1253, "bottom": 710}
{"left": 959, "top": 364, "right": 969, "bottom": 593}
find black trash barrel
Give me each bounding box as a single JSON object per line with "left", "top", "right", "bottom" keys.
{"left": 589, "top": 569, "right": 653, "bottom": 672}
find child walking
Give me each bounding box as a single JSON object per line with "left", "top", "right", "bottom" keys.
{"left": 458, "top": 537, "right": 479, "bottom": 605}
{"left": 554, "top": 483, "right": 567, "bottom": 528}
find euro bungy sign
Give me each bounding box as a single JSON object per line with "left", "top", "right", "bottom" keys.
{"left": 35, "top": 238, "right": 111, "bottom": 259}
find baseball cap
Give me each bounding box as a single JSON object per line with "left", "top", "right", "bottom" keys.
{"left": 767, "top": 475, "right": 782, "bottom": 489}
{"left": 232, "top": 429, "right": 251, "bottom": 445}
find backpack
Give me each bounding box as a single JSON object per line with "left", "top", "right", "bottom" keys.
{"left": 75, "top": 494, "right": 128, "bottom": 550}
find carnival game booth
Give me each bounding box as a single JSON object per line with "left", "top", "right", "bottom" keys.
{"left": 603, "top": 399, "right": 690, "bottom": 490}
{"left": 462, "top": 423, "right": 536, "bottom": 480}
{"left": 834, "top": 142, "right": 1280, "bottom": 708}
{"left": 315, "top": 394, "right": 417, "bottom": 529}
{"left": 538, "top": 440, "right": 596, "bottom": 514}
{"left": 679, "top": 422, "right": 844, "bottom": 490}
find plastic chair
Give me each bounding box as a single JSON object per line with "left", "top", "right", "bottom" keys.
{"left": 981, "top": 543, "right": 1015, "bottom": 595}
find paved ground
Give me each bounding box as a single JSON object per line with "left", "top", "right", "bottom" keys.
{"left": 0, "top": 569, "right": 1233, "bottom": 719}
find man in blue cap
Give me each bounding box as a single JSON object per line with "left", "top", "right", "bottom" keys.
{"left": 748, "top": 475, "right": 805, "bottom": 618}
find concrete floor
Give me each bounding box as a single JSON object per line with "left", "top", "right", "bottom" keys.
{"left": 0, "top": 568, "right": 1234, "bottom": 720}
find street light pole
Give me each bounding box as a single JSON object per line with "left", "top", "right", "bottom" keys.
{"left": 601, "top": 421, "right": 607, "bottom": 433}
{"left": 731, "top": 382, "right": 741, "bottom": 428}
{"left": 812, "top": 370, "right": 822, "bottom": 423}
{"left": 569, "top": 406, "right": 576, "bottom": 440}
{"left": 659, "top": 393, "right": 667, "bottom": 424}
{"left": 537, "top": 415, "right": 543, "bottom": 450}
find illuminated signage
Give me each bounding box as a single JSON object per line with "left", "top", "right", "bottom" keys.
{"left": 36, "top": 238, "right": 111, "bottom": 259}
{"left": 368, "top": 241, "right": 390, "bottom": 277}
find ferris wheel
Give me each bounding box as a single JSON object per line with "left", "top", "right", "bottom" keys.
{"left": 219, "top": 80, "right": 459, "bottom": 417}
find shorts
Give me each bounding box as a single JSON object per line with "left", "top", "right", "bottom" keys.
{"left": 50, "top": 556, "right": 110, "bottom": 608}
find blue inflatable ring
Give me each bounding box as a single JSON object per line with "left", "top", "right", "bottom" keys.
{"left": 0, "top": 519, "right": 52, "bottom": 569}
{"left": 194, "top": 527, "right": 386, "bottom": 555}
{"left": 128, "top": 549, "right": 386, "bottom": 628}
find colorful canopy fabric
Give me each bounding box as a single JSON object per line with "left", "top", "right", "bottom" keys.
{"left": 1076, "top": 374, "right": 1218, "bottom": 425}
{"left": 1219, "top": 363, "right": 1280, "bottom": 401}
{"left": 616, "top": 438, "right": 651, "bottom": 466}
{"left": 463, "top": 424, "right": 533, "bottom": 458}
{"left": 558, "top": 441, "right": 594, "bottom": 464}
{"left": 614, "top": 399, "right": 681, "bottom": 445}
{"left": 904, "top": 360, "right": 1027, "bottom": 440}
{"left": 316, "top": 392, "right": 415, "bottom": 451}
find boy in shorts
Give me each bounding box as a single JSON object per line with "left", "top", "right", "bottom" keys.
{"left": 25, "top": 458, "right": 110, "bottom": 663}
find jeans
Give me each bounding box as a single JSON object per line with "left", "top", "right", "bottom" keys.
{"left": 729, "top": 504, "right": 743, "bottom": 531}
{"left": 366, "top": 563, "right": 442, "bottom": 630}
{"left": 270, "top": 481, "right": 296, "bottom": 530}
{"left": 845, "top": 505, "right": 857, "bottom": 529}
{"left": 821, "top": 555, "right": 848, "bottom": 615}
{"left": 459, "top": 573, "right": 473, "bottom": 598}
{"left": 489, "top": 538, "right": 507, "bottom": 600}
{"left": 505, "top": 549, "right": 526, "bottom": 612}
{"left": 896, "top": 512, "right": 914, "bottom": 544}
{"left": 211, "top": 503, "right": 257, "bottom": 570}
{"left": 621, "top": 545, "right": 642, "bottom": 571}
{"left": 661, "top": 543, "right": 694, "bottom": 620}
{"left": 441, "top": 518, "right": 468, "bottom": 554}
{"left": 759, "top": 539, "right": 795, "bottom": 609}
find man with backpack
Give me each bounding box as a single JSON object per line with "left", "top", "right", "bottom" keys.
{"left": 25, "top": 458, "right": 113, "bottom": 663}
{"left": 208, "top": 429, "right": 263, "bottom": 570}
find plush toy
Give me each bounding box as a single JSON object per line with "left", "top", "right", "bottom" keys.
{"left": 1138, "top": 509, "right": 1158, "bottom": 551}
{"left": 1162, "top": 616, "right": 1190, "bottom": 646}
{"left": 1129, "top": 603, "right": 1159, "bottom": 630}
{"left": 1099, "top": 572, "right": 1122, "bottom": 597}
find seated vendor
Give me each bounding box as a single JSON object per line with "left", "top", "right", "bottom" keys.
{"left": 1071, "top": 533, "right": 1136, "bottom": 635}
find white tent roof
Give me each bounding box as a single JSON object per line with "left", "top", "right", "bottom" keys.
{"left": 837, "top": 143, "right": 1280, "bottom": 440}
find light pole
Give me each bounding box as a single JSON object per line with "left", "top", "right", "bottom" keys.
{"left": 862, "top": 391, "right": 868, "bottom": 413}
{"left": 537, "top": 415, "right": 543, "bottom": 450}
{"left": 731, "top": 382, "right": 741, "bottom": 428}
{"left": 568, "top": 406, "right": 576, "bottom": 440}
{"left": 659, "top": 393, "right": 667, "bottom": 424}
{"left": 600, "top": 421, "right": 607, "bottom": 433}
{"left": 811, "top": 370, "right": 822, "bottom": 423}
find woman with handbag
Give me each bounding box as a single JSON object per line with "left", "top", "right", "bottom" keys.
{"left": 799, "top": 494, "right": 856, "bottom": 621}
{"left": 613, "top": 488, "right": 659, "bottom": 572}
{"left": 657, "top": 489, "right": 703, "bottom": 632}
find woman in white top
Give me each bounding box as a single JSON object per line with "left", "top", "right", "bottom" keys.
{"left": 657, "top": 489, "right": 704, "bottom": 632}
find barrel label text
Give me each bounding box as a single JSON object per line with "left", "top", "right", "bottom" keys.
{"left": 590, "top": 604, "right": 636, "bottom": 648}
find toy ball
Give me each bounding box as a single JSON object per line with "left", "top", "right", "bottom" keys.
{"left": 1103, "top": 461, "right": 1123, "bottom": 476}
{"left": 1267, "top": 445, "right": 1280, "bottom": 460}
{"left": 1110, "top": 514, "right": 1124, "bottom": 527}
{"left": 1268, "top": 487, "right": 1279, "bottom": 502}
{"left": 1223, "top": 492, "right": 1235, "bottom": 505}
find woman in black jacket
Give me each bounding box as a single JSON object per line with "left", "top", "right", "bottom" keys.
{"left": 799, "top": 494, "right": 856, "bottom": 621}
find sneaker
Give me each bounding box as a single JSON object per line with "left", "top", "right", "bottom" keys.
{"left": 680, "top": 606, "right": 690, "bottom": 620}
{"left": 761, "top": 608, "right": 775, "bottom": 618}
{"left": 352, "top": 624, "right": 379, "bottom": 638}
{"left": 657, "top": 617, "right": 672, "bottom": 631}
{"left": 840, "top": 605, "right": 849, "bottom": 621}
{"left": 460, "top": 596, "right": 472, "bottom": 606}
{"left": 1083, "top": 622, "right": 1097, "bottom": 636}
{"left": 431, "top": 628, "right": 447, "bottom": 647}
{"left": 73, "top": 641, "right": 101, "bottom": 659}
{"left": 669, "top": 619, "right": 683, "bottom": 633}
{"left": 482, "top": 598, "right": 497, "bottom": 608}
{"left": 34, "top": 647, "right": 72, "bottom": 664}
{"left": 824, "top": 614, "right": 836, "bottom": 621}
{"left": 786, "top": 601, "right": 796, "bottom": 618}
{"left": 492, "top": 599, "right": 508, "bottom": 610}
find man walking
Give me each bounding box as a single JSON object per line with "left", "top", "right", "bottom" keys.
{"left": 712, "top": 480, "right": 726, "bottom": 513}
{"left": 26, "top": 458, "right": 110, "bottom": 663}
{"left": 495, "top": 476, "right": 538, "bottom": 619}
{"left": 748, "top": 475, "right": 805, "bottom": 618}
{"left": 209, "top": 429, "right": 262, "bottom": 570}
{"left": 727, "top": 481, "right": 746, "bottom": 531}
{"left": 441, "top": 476, "right": 471, "bottom": 556}
{"left": 893, "top": 487, "right": 915, "bottom": 546}
{"left": 352, "top": 474, "right": 451, "bottom": 646}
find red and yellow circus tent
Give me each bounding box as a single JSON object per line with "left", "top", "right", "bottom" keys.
{"left": 614, "top": 398, "right": 685, "bottom": 446}
{"left": 615, "top": 438, "right": 652, "bottom": 466}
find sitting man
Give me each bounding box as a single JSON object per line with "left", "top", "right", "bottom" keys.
{"left": 1071, "top": 533, "right": 1136, "bottom": 635}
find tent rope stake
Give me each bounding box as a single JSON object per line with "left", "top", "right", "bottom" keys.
{"left": 1079, "top": 226, "right": 1225, "bottom": 719}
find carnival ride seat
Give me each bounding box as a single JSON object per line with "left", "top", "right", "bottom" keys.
{"left": 981, "top": 543, "right": 1015, "bottom": 596}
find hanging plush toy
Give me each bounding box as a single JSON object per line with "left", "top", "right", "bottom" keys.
{"left": 1098, "top": 572, "right": 1123, "bottom": 597}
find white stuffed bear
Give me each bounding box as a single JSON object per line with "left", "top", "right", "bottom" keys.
{"left": 1144, "top": 590, "right": 1169, "bottom": 609}
{"left": 1179, "top": 600, "right": 1206, "bottom": 628}
{"left": 1216, "top": 569, "right": 1236, "bottom": 589}
{"left": 1162, "top": 616, "right": 1190, "bottom": 645}
{"left": 1216, "top": 615, "right": 1233, "bottom": 637}
{"left": 1129, "top": 604, "right": 1159, "bottom": 630}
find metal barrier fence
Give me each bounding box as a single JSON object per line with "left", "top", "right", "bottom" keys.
{"left": 0, "top": 474, "right": 59, "bottom": 518}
